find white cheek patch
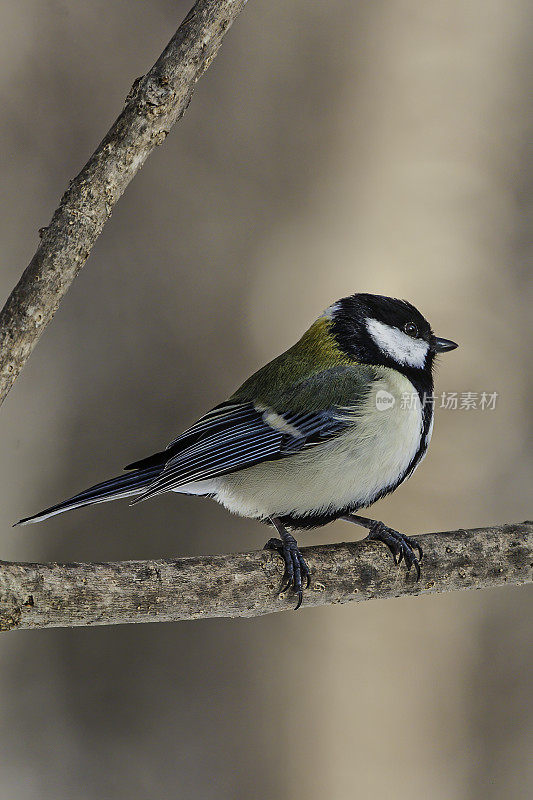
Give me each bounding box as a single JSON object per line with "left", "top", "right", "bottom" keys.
{"left": 366, "top": 318, "right": 429, "bottom": 368}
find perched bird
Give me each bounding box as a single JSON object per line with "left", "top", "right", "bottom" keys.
{"left": 17, "top": 293, "right": 457, "bottom": 607}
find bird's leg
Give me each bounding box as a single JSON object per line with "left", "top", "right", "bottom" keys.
{"left": 263, "top": 517, "right": 311, "bottom": 610}
{"left": 342, "top": 514, "right": 422, "bottom": 580}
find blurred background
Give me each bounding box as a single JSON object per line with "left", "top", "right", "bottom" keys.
{"left": 0, "top": 1, "right": 531, "bottom": 798}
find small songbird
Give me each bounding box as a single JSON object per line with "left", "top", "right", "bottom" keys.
{"left": 17, "top": 293, "right": 457, "bottom": 607}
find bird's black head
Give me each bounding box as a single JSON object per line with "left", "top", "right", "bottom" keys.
{"left": 328, "top": 293, "right": 458, "bottom": 376}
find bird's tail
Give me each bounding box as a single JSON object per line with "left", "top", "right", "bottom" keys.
{"left": 14, "top": 466, "right": 163, "bottom": 526}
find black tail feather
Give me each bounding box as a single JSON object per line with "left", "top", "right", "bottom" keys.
{"left": 123, "top": 450, "right": 169, "bottom": 471}
{"left": 15, "top": 465, "right": 163, "bottom": 526}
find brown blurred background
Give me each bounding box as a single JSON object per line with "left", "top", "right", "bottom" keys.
{"left": 0, "top": 1, "right": 531, "bottom": 798}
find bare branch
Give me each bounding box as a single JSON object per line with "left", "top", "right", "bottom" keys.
{"left": 0, "top": 0, "right": 249, "bottom": 405}
{"left": 1, "top": 522, "right": 530, "bottom": 632}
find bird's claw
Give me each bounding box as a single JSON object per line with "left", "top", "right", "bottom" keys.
{"left": 264, "top": 536, "right": 311, "bottom": 609}
{"left": 367, "top": 522, "right": 422, "bottom": 580}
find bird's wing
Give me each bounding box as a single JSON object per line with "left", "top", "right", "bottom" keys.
{"left": 132, "top": 364, "right": 374, "bottom": 503}
{"left": 131, "top": 403, "right": 345, "bottom": 502}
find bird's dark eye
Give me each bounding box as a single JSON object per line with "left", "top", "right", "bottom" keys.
{"left": 403, "top": 322, "right": 418, "bottom": 337}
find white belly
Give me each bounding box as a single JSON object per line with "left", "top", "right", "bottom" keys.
{"left": 210, "top": 368, "right": 427, "bottom": 521}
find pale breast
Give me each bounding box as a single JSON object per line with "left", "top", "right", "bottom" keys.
{"left": 213, "top": 368, "right": 426, "bottom": 521}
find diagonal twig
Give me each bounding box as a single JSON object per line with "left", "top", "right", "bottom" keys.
{"left": 0, "top": 0, "right": 249, "bottom": 406}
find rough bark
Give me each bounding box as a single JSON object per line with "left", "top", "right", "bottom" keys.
{"left": 0, "top": 522, "right": 530, "bottom": 632}
{"left": 0, "top": 0, "right": 249, "bottom": 405}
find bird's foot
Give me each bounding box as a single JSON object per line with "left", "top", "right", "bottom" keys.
{"left": 264, "top": 527, "right": 310, "bottom": 610}
{"left": 367, "top": 521, "right": 422, "bottom": 580}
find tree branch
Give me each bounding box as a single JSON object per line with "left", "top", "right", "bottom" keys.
{"left": 0, "top": 0, "right": 249, "bottom": 406}
{"left": 1, "top": 522, "right": 530, "bottom": 632}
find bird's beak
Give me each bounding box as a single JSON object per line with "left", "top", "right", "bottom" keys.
{"left": 433, "top": 336, "right": 458, "bottom": 353}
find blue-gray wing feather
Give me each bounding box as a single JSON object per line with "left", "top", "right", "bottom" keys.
{"left": 132, "top": 402, "right": 348, "bottom": 502}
